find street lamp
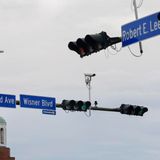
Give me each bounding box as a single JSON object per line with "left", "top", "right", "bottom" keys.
{"left": 84, "top": 73, "right": 96, "bottom": 102}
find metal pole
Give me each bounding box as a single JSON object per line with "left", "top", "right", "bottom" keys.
{"left": 133, "top": 0, "right": 143, "bottom": 53}
{"left": 84, "top": 74, "right": 96, "bottom": 102}
{"left": 88, "top": 80, "right": 91, "bottom": 101}
{"left": 87, "top": 77, "right": 92, "bottom": 116}
{"left": 84, "top": 74, "right": 96, "bottom": 116}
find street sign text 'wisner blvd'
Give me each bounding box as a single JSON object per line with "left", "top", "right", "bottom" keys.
{"left": 20, "top": 94, "right": 56, "bottom": 110}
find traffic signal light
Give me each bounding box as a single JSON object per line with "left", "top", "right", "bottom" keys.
{"left": 62, "top": 100, "right": 91, "bottom": 112}
{"left": 68, "top": 31, "right": 121, "bottom": 58}
{"left": 120, "top": 104, "right": 148, "bottom": 116}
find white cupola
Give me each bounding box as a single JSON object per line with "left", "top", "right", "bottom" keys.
{"left": 0, "top": 116, "right": 7, "bottom": 146}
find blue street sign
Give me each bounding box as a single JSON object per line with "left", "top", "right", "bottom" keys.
{"left": 20, "top": 94, "right": 56, "bottom": 110}
{"left": 0, "top": 94, "right": 16, "bottom": 108}
{"left": 122, "top": 12, "right": 160, "bottom": 47}
{"left": 42, "top": 109, "right": 56, "bottom": 115}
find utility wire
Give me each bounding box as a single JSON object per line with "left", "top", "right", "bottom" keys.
{"left": 131, "top": 0, "right": 143, "bottom": 10}
{"left": 137, "top": 0, "right": 143, "bottom": 8}
{"left": 110, "top": 44, "right": 122, "bottom": 53}
{"left": 128, "top": 46, "right": 143, "bottom": 57}
{"left": 106, "top": 44, "right": 122, "bottom": 57}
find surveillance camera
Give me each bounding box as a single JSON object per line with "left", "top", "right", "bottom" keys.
{"left": 85, "top": 73, "right": 96, "bottom": 77}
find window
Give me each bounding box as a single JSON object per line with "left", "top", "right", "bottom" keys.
{"left": 0, "top": 128, "right": 4, "bottom": 144}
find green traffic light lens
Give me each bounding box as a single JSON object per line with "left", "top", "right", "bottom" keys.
{"left": 81, "top": 105, "right": 87, "bottom": 111}
{"left": 81, "top": 101, "right": 91, "bottom": 111}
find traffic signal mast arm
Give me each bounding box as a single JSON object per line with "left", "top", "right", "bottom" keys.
{"left": 56, "top": 102, "right": 148, "bottom": 116}
{"left": 91, "top": 106, "right": 120, "bottom": 112}
{"left": 15, "top": 100, "right": 148, "bottom": 116}
{"left": 56, "top": 102, "right": 120, "bottom": 112}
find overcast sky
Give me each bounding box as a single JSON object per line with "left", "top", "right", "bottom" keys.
{"left": 0, "top": 0, "right": 160, "bottom": 160}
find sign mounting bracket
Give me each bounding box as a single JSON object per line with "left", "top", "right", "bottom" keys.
{"left": 133, "top": 0, "right": 143, "bottom": 54}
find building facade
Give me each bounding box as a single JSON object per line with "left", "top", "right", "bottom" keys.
{"left": 0, "top": 117, "right": 15, "bottom": 160}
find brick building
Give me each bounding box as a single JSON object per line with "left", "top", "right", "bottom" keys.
{"left": 0, "top": 147, "right": 15, "bottom": 160}
{"left": 0, "top": 117, "right": 15, "bottom": 160}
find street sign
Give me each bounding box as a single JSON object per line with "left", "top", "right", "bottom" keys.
{"left": 42, "top": 109, "right": 56, "bottom": 115}
{"left": 20, "top": 94, "right": 56, "bottom": 110}
{"left": 0, "top": 94, "right": 16, "bottom": 108}
{"left": 122, "top": 12, "right": 160, "bottom": 47}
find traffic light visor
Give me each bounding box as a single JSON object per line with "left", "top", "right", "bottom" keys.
{"left": 77, "top": 38, "right": 91, "bottom": 57}
{"left": 81, "top": 101, "right": 91, "bottom": 111}
{"left": 85, "top": 34, "right": 102, "bottom": 51}
{"left": 140, "top": 107, "right": 148, "bottom": 116}
{"left": 85, "top": 31, "right": 109, "bottom": 51}
{"left": 68, "top": 42, "right": 80, "bottom": 54}
{"left": 77, "top": 101, "right": 84, "bottom": 107}
{"left": 62, "top": 100, "right": 76, "bottom": 107}
{"left": 134, "top": 106, "right": 141, "bottom": 115}
{"left": 127, "top": 105, "right": 134, "bottom": 114}
{"left": 85, "top": 101, "right": 91, "bottom": 108}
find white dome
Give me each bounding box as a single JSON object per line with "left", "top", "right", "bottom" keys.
{"left": 0, "top": 117, "right": 6, "bottom": 125}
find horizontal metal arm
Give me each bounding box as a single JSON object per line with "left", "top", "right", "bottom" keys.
{"left": 15, "top": 101, "right": 148, "bottom": 116}
{"left": 56, "top": 103, "right": 120, "bottom": 113}
{"left": 109, "top": 37, "right": 122, "bottom": 46}
{"left": 91, "top": 107, "right": 120, "bottom": 112}
{"left": 16, "top": 101, "right": 120, "bottom": 113}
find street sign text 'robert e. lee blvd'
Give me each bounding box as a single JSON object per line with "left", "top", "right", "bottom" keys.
{"left": 122, "top": 12, "right": 160, "bottom": 47}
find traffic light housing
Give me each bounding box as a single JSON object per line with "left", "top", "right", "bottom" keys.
{"left": 68, "top": 31, "right": 121, "bottom": 58}
{"left": 62, "top": 100, "right": 91, "bottom": 112}
{"left": 120, "top": 104, "right": 148, "bottom": 116}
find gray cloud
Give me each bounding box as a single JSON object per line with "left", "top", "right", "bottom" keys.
{"left": 0, "top": 0, "right": 160, "bottom": 160}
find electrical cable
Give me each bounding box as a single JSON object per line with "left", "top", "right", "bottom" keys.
{"left": 137, "top": 0, "right": 143, "bottom": 8}
{"left": 107, "top": 48, "right": 118, "bottom": 56}
{"left": 106, "top": 44, "right": 122, "bottom": 56}
{"left": 131, "top": 0, "right": 144, "bottom": 11}
{"left": 84, "top": 110, "right": 91, "bottom": 117}
{"left": 64, "top": 110, "right": 70, "bottom": 113}
{"left": 128, "top": 46, "right": 143, "bottom": 57}
{"left": 104, "top": 50, "right": 109, "bottom": 59}
{"left": 111, "top": 44, "right": 122, "bottom": 52}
